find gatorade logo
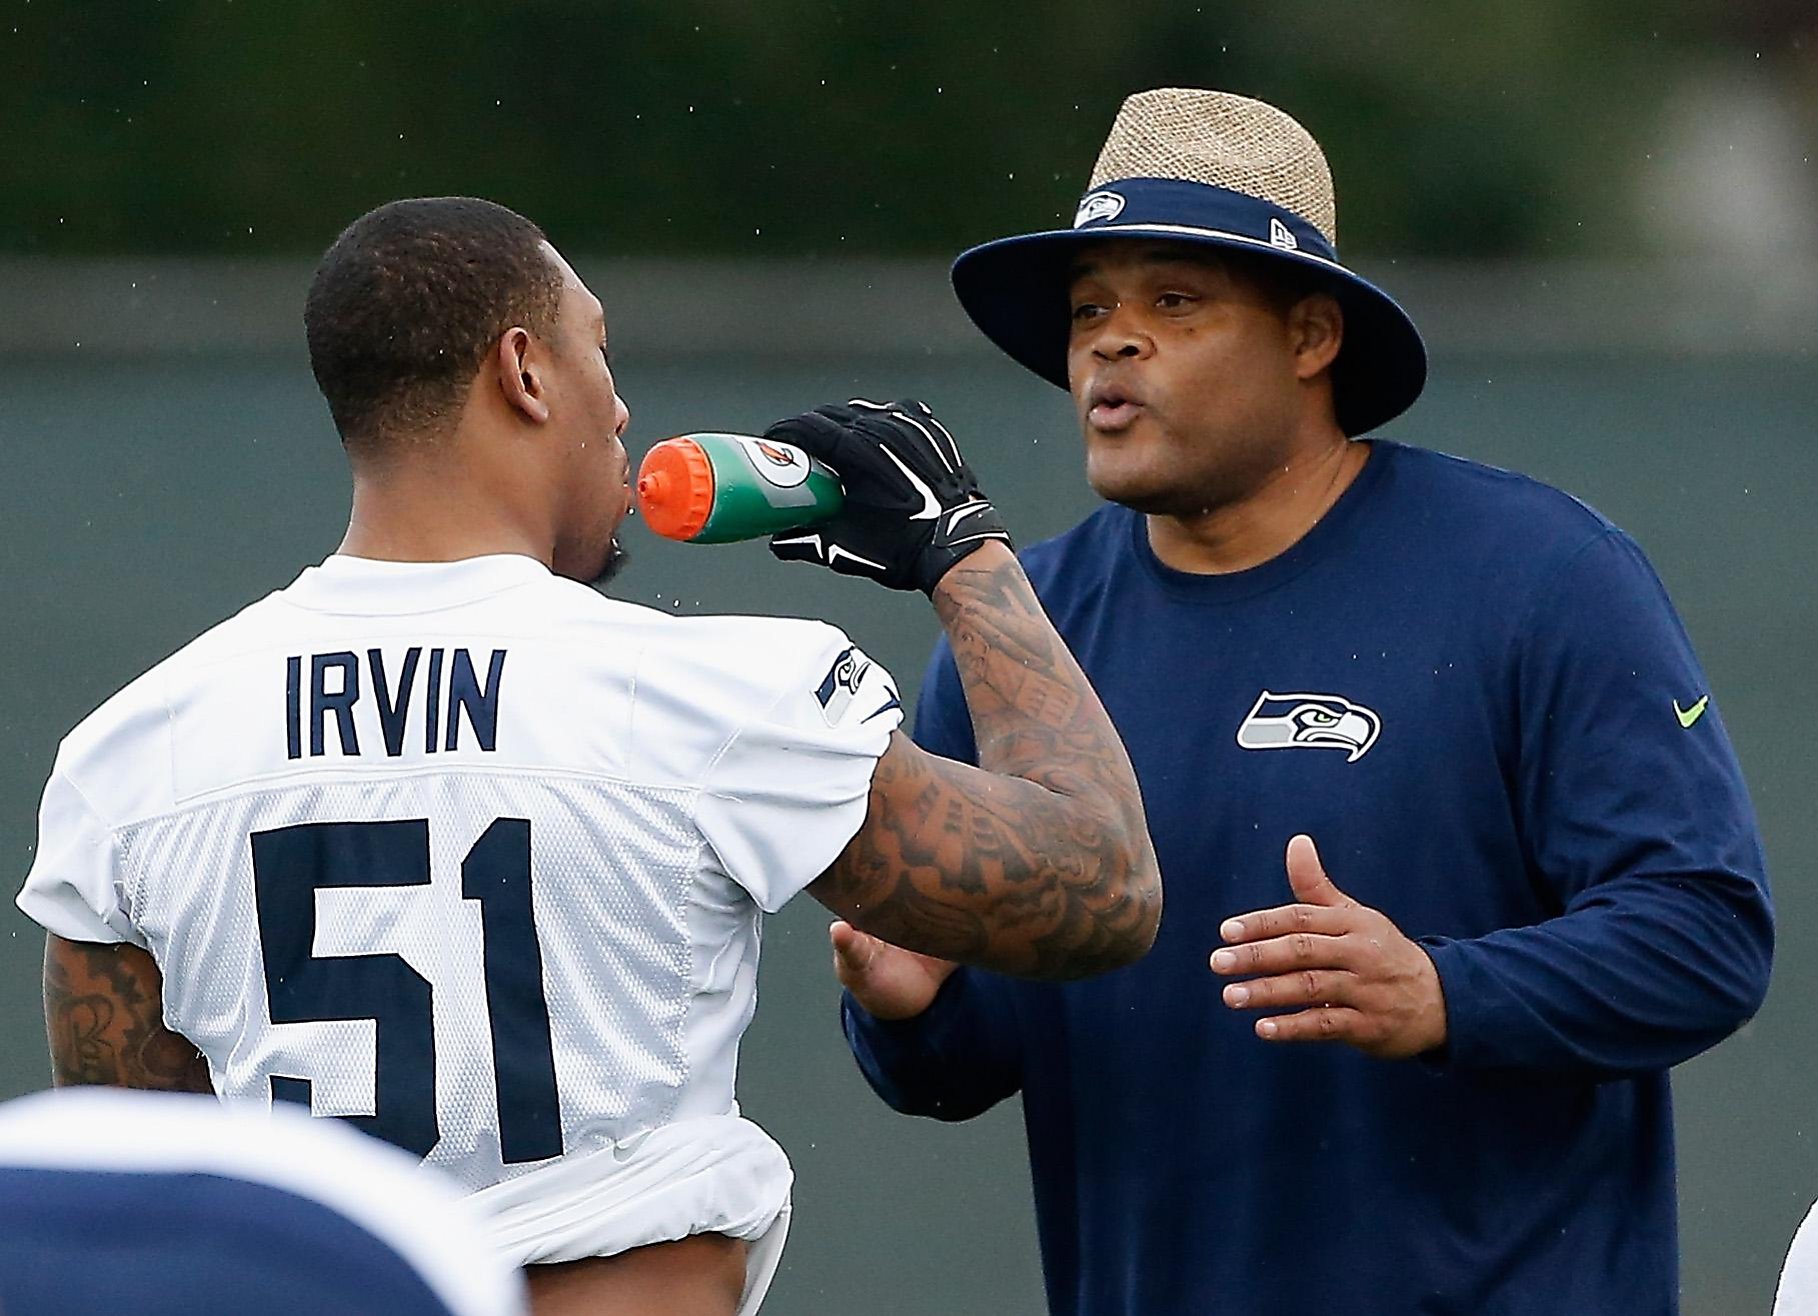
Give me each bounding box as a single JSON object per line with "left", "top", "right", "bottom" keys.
{"left": 739, "top": 436, "right": 812, "bottom": 489}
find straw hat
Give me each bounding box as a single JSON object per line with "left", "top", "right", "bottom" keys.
{"left": 950, "top": 88, "right": 1427, "bottom": 436}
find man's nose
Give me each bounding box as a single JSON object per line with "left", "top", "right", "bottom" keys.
{"left": 1090, "top": 308, "right": 1152, "bottom": 361}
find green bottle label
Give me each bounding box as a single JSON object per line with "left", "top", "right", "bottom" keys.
{"left": 689, "top": 433, "right": 845, "bottom": 544}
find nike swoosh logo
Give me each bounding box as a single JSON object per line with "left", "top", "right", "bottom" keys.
{"left": 877, "top": 446, "right": 941, "bottom": 520}
{"left": 773, "top": 531, "right": 889, "bottom": 576}
{"left": 861, "top": 689, "right": 903, "bottom": 723}
{"left": 1674, "top": 695, "right": 1709, "bottom": 729}
{"left": 828, "top": 544, "right": 888, "bottom": 573}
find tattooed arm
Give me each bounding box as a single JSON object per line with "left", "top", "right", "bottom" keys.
{"left": 44, "top": 934, "right": 213, "bottom": 1092}
{"left": 809, "top": 543, "right": 1161, "bottom": 979}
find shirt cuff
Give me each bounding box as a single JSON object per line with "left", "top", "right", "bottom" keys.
{"left": 842, "top": 967, "right": 977, "bottom": 1059}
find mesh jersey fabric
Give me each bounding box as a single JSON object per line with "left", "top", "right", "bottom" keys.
{"left": 17, "top": 554, "right": 901, "bottom": 1205}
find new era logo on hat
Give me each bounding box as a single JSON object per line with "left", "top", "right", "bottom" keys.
{"left": 950, "top": 88, "right": 1428, "bottom": 437}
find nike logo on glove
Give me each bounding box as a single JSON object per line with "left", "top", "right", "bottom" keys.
{"left": 877, "top": 445, "right": 942, "bottom": 521}
{"left": 771, "top": 531, "right": 890, "bottom": 574}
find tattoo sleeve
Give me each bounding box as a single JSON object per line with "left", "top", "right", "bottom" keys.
{"left": 811, "top": 544, "right": 1161, "bottom": 978}
{"left": 44, "top": 934, "right": 214, "bottom": 1093}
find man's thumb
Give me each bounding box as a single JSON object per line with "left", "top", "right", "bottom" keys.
{"left": 830, "top": 920, "right": 877, "bottom": 976}
{"left": 1285, "top": 834, "right": 1345, "bottom": 906}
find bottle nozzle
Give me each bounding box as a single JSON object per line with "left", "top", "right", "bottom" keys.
{"left": 636, "top": 437, "right": 717, "bottom": 541}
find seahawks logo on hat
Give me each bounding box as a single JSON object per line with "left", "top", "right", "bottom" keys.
{"left": 1236, "top": 691, "right": 1381, "bottom": 762}
{"left": 1073, "top": 190, "right": 1126, "bottom": 228}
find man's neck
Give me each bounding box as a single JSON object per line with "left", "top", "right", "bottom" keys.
{"left": 338, "top": 459, "right": 552, "bottom": 567}
{"left": 1146, "top": 436, "right": 1369, "bottom": 575}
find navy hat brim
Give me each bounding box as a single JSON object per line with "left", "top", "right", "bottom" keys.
{"left": 950, "top": 182, "right": 1427, "bottom": 437}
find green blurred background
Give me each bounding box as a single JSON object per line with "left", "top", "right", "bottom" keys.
{"left": 2, "top": 3, "right": 1814, "bottom": 1312}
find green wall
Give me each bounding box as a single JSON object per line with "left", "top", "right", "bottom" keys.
{"left": 1, "top": 339, "right": 1812, "bottom": 1313}
{"left": 4, "top": 1, "right": 1773, "bottom": 259}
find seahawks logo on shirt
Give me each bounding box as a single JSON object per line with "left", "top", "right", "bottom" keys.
{"left": 1235, "top": 691, "right": 1382, "bottom": 763}
{"left": 815, "top": 644, "right": 898, "bottom": 727}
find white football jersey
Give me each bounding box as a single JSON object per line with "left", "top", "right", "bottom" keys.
{"left": 18, "top": 553, "right": 902, "bottom": 1193}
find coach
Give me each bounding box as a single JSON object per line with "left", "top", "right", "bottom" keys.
{"left": 835, "top": 88, "right": 1772, "bottom": 1314}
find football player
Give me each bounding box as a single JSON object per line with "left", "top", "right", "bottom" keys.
{"left": 18, "top": 197, "right": 1160, "bottom": 1316}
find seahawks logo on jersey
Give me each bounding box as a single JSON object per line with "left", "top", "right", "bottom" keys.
{"left": 815, "top": 644, "right": 900, "bottom": 728}
{"left": 1235, "top": 691, "right": 1382, "bottom": 763}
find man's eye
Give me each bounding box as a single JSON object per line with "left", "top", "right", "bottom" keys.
{"left": 1070, "top": 303, "right": 1105, "bottom": 323}
{"left": 1156, "top": 292, "right": 1196, "bottom": 310}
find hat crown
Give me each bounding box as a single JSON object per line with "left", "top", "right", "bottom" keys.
{"left": 1088, "top": 88, "right": 1337, "bottom": 246}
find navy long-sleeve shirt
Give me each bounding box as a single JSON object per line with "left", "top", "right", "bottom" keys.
{"left": 843, "top": 441, "right": 1772, "bottom": 1316}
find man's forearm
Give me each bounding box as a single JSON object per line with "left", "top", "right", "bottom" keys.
{"left": 932, "top": 545, "right": 1147, "bottom": 841}
{"left": 930, "top": 543, "right": 1160, "bottom": 949}
{"left": 1422, "top": 869, "right": 1772, "bottom": 1075}
{"left": 44, "top": 935, "right": 213, "bottom": 1092}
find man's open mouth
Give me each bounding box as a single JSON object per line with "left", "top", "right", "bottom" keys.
{"left": 1087, "top": 383, "right": 1143, "bottom": 432}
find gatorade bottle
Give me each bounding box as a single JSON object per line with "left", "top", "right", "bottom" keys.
{"left": 637, "top": 432, "right": 844, "bottom": 543}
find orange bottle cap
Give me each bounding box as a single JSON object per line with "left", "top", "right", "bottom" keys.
{"left": 637, "top": 437, "right": 716, "bottom": 541}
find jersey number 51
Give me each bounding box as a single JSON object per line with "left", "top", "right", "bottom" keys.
{"left": 250, "top": 818, "right": 560, "bottom": 1163}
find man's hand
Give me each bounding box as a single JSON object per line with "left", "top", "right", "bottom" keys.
{"left": 832, "top": 920, "right": 959, "bottom": 1020}
{"left": 1210, "top": 835, "right": 1447, "bottom": 1059}
{"left": 766, "top": 399, "right": 1011, "bottom": 594}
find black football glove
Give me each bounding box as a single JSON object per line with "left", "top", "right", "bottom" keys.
{"left": 765, "top": 398, "right": 1012, "bottom": 594}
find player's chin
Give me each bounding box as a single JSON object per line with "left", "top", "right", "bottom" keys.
{"left": 586, "top": 535, "right": 631, "bottom": 589}
{"left": 1085, "top": 451, "right": 1180, "bottom": 515}
{"left": 550, "top": 522, "right": 630, "bottom": 589}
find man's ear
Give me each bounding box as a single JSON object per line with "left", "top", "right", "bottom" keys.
{"left": 495, "top": 327, "right": 551, "bottom": 424}
{"left": 1289, "top": 293, "right": 1344, "bottom": 381}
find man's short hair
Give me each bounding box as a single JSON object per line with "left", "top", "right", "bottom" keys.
{"left": 304, "top": 197, "right": 564, "bottom": 452}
